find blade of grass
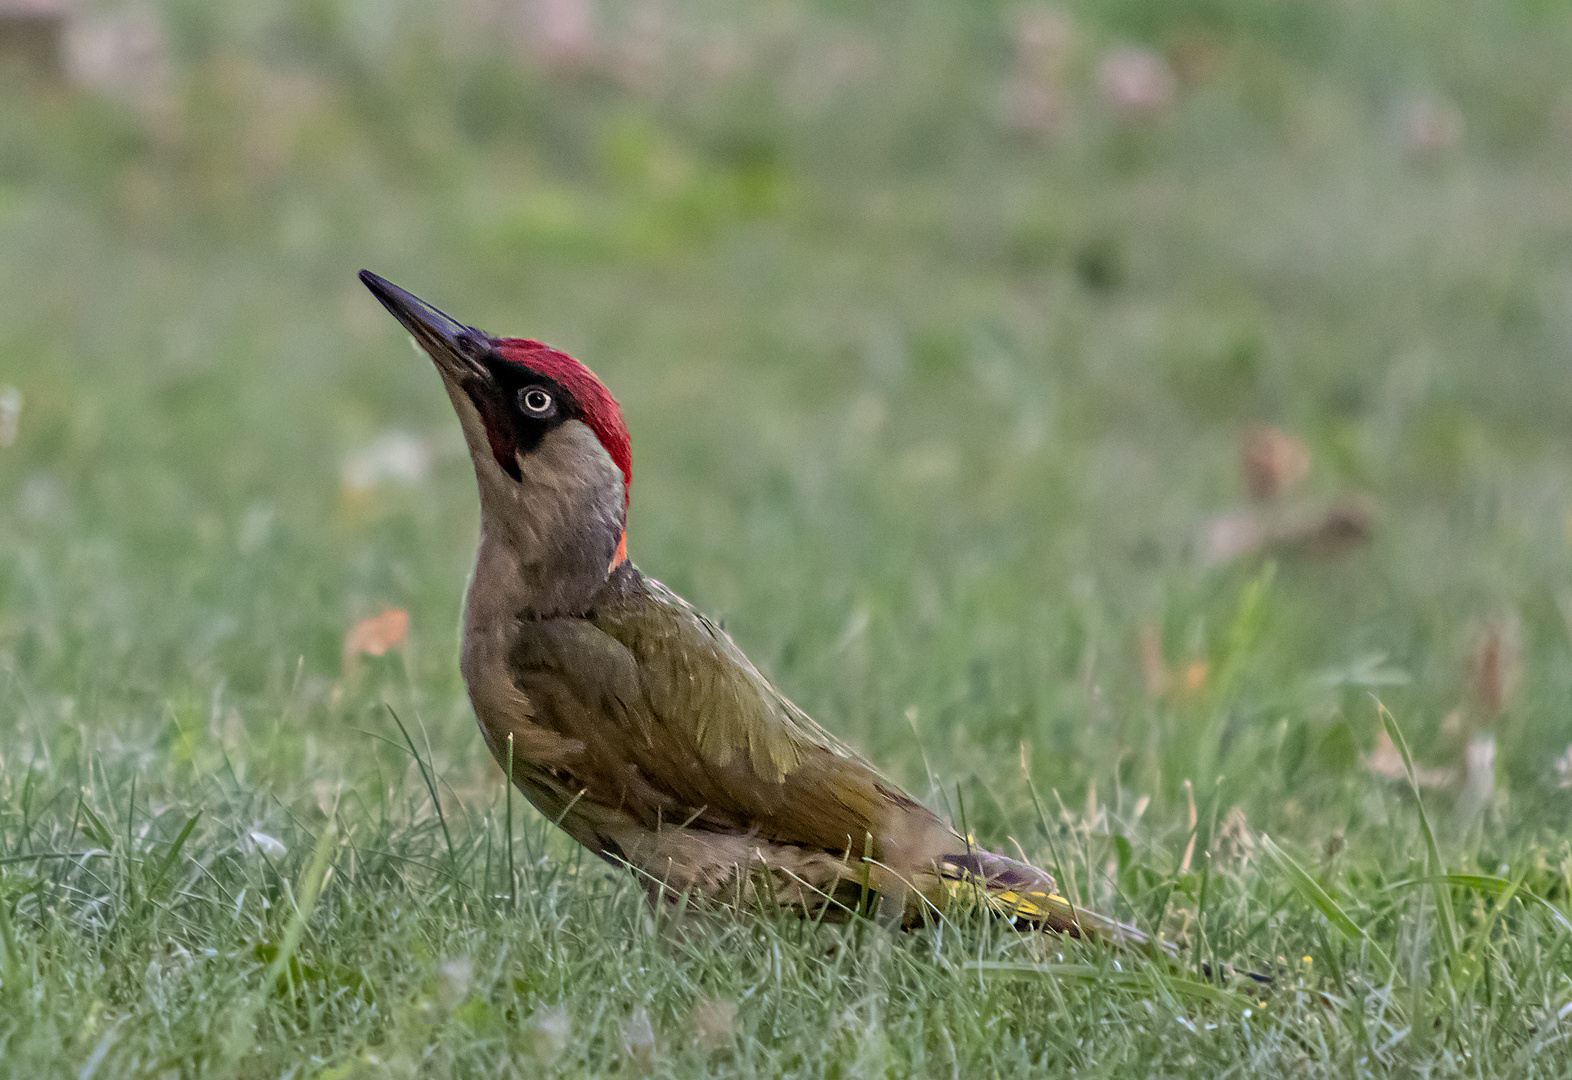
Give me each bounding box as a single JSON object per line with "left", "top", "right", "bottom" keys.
{"left": 1261, "top": 834, "right": 1395, "bottom": 982}
{"left": 1021, "top": 754, "right": 1082, "bottom": 936}
{"left": 222, "top": 821, "right": 338, "bottom": 1068}
{"left": 1376, "top": 700, "right": 1459, "bottom": 962}
{"left": 506, "top": 732, "right": 516, "bottom": 911}
{"left": 1194, "top": 777, "right": 1223, "bottom": 973}
{"left": 1386, "top": 873, "right": 1572, "bottom": 935}
{"left": 0, "top": 885, "right": 27, "bottom": 1006}
{"left": 144, "top": 811, "right": 201, "bottom": 897}
{"left": 971, "top": 960, "right": 1250, "bottom": 1011}
{"left": 386, "top": 705, "right": 457, "bottom": 874}
{"left": 269, "top": 823, "right": 339, "bottom": 978}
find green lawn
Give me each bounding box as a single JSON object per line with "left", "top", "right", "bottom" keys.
{"left": 4, "top": 1, "right": 1572, "bottom": 1075}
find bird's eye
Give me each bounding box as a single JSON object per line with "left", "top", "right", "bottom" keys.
{"left": 519, "top": 387, "right": 554, "bottom": 416}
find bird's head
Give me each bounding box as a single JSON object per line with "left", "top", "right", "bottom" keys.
{"left": 360, "top": 271, "right": 632, "bottom": 592}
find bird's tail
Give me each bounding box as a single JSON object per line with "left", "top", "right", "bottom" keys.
{"left": 936, "top": 849, "right": 1175, "bottom": 956}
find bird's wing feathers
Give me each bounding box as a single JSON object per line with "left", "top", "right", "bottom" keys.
{"left": 611, "top": 577, "right": 869, "bottom": 780}
{"left": 501, "top": 569, "right": 942, "bottom": 860}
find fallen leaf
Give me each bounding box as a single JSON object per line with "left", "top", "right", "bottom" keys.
{"left": 1199, "top": 497, "right": 1374, "bottom": 567}
{"left": 2, "top": 0, "right": 69, "bottom": 78}
{"left": 343, "top": 609, "right": 409, "bottom": 674}
{"left": 1468, "top": 614, "right": 1522, "bottom": 726}
{"left": 1240, "top": 425, "right": 1310, "bottom": 502}
{"left": 1273, "top": 497, "right": 1375, "bottom": 559}
{"left": 1365, "top": 730, "right": 1456, "bottom": 789}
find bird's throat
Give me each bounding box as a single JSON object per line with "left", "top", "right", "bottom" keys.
{"left": 463, "top": 384, "right": 524, "bottom": 481}
{"left": 465, "top": 421, "right": 629, "bottom": 619}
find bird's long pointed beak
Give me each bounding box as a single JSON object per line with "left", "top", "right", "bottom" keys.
{"left": 359, "top": 270, "right": 482, "bottom": 377}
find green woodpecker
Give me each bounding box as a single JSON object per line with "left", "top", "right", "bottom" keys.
{"left": 360, "top": 270, "right": 1153, "bottom": 945}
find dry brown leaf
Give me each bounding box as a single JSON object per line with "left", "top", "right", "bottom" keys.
{"left": 1199, "top": 497, "right": 1374, "bottom": 568}
{"left": 343, "top": 608, "right": 409, "bottom": 665}
{"left": 1365, "top": 730, "right": 1456, "bottom": 789}
{"left": 1241, "top": 425, "right": 1311, "bottom": 502}
{"left": 1468, "top": 614, "right": 1522, "bottom": 726}
{"left": 1273, "top": 497, "right": 1375, "bottom": 559}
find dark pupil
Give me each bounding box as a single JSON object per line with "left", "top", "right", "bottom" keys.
{"left": 524, "top": 389, "right": 550, "bottom": 413}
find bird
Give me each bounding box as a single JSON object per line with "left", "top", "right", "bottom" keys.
{"left": 359, "top": 269, "right": 1158, "bottom": 949}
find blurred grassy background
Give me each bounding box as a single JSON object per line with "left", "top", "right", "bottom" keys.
{"left": 5, "top": 0, "right": 1572, "bottom": 1071}
{"left": 5, "top": 0, "right": 1571, "bottom": 826}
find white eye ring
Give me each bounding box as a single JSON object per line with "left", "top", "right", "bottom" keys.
{"left": 520, "top": 387, "right": 553, "bottom": 415}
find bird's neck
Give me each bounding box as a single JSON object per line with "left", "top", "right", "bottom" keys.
{"left": 465, "top": 419, "right": 627, "bottom": 622}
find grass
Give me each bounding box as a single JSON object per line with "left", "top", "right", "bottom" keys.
{"left": 4, "top": 0, "right": 1572, "bottom": 1074}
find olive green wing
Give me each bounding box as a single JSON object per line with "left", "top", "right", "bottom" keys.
{"left": 596, "top": 576, "right": 871, "bottom": 782}
{"left": 505, "top": 571, "right": 941, "bottom": 859}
